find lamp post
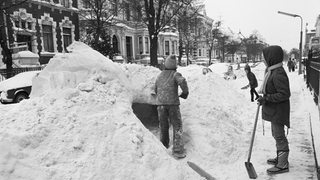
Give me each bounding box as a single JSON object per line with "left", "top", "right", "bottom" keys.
{"left": 278, "top": 11, "right": 303, "bottom": 75}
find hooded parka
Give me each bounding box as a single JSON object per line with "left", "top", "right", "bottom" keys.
{"left": 262, "top": 46, "right": 291, "bottom": 128}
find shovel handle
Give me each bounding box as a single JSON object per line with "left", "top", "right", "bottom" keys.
{"left": 247, "top": 105, "right": 261, "bottom": 162}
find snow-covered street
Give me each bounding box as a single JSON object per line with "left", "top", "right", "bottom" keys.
{"left": 0, "top": 43, "right": 319, "bottom": 180}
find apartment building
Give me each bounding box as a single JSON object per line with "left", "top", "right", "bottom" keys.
{"left": 1, "top": 0, "right": 80, "bottom": 64}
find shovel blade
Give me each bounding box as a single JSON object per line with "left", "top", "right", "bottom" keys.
{"left": 245, "top": 162, "right": 257, "bottom": 179}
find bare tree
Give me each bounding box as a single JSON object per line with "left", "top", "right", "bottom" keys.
{"left": 79, "top": 0, "right": 122, "bottom": 56}
{"left": 226, "top": 39, "right": 241, "bottom": 62}
{"left": 127, "top": 0, "right": 197, "bottom": 67}
{"left": 176, "top": 4, "right": 204, "bottom": 65}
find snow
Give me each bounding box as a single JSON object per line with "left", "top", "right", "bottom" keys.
{"left": 0, "top": 71, "right": 40, "bottom": 91}
{"left": 0, "top": 42, "right": 319, "bottom": 179}
{"left": 12, "top": 51, "right": 39, "bottom": 59}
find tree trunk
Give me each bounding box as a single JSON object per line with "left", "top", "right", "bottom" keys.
{"left": 208, "top": 45, "right": 212, "bottom": 65}
{"left": 0, "top": 10, "right": 13, "bottom": 78}
{"left": 178, "top": 38, "right": 183, "bottom": 66}
{"left": 150, "top": 35, "right": 158, "bottom": 67}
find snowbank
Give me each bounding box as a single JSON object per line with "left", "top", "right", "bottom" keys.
{"left": 0, "top": 42, "right": 268, "bottom": 179}
{"left": 0, "top": 42, "right": 199, "bottom": 180}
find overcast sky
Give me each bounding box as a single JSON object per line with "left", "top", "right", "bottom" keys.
{"left": 204, "top": 0, "right": 320, "bottom": 52}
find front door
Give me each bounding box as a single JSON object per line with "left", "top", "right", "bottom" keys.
{"left": 17, "top": 34, "right": 32, "bottom": 51}
{"left": 126, "top": 36, "right": 132, "bottom": 63}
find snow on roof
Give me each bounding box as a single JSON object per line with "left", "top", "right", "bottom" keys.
{"left": 159, "top": 31, "right": 178, "bottom": 37}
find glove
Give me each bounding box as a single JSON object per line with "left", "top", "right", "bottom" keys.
{"left": 257, "top": 96, "right": 266, "bottom": 105}
{"left": 179, "top": 92, "right": 189, "bottom": 99}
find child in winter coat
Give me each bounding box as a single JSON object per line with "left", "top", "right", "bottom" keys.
{"left": 257, "top": 45, "right": 291, "bottom": 174}
{"left": 242, "top": 64, "right": 259, "bottom": 102}
{"left": 154, "top": 55, "right": 189, "bottom": 159}
{"left": 224, "top": 65, "right": 237, "bottom": 80}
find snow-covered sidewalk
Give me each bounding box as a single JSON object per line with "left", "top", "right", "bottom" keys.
{"left": 248, "top": 71, "right": 318, "bottom": 179}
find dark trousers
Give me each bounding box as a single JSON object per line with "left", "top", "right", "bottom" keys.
{"left": 271, "top": 122, "right": 289, "bottom": 151}
{"left": 157, "top": 105, "right": 184, "bottom": 153}
{"left": 250, "top": 88, "right": 259, "bottom": 101}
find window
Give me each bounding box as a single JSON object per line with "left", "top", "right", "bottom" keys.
{"left": 172, "top": 41, "right": 175, "bottom": 54}
{"left": 21, "top": 20, "right": 26, "bottom": 29}
{"left": 63, "top": 27, "right": 72, "bottom": 51}
{"left": 145, "top": 37, "right": 149, "bottom": 54}
{"left": 42, "top": 25, "right": 54, "bottom": 52}
{"left": 165, "top": 41, "right": 169, "bottom": 55}
{"left": 138, "top": 36, "right": 143, "bottom": 54}
{"left": 199, "top": 49, "right": 201, "bottom": 56}
{"left": 27, "top": 22, "right": 32, "bottom": 30}
{"left": 15, "top": 20, "right": 20, "bottom": 28}
{"left": 61, "top": 0, "right": 70, "bottom": 8}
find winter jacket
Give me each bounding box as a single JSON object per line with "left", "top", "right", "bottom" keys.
{"left": 245, "top": 65, "right": 258, "bottom": 88}
{"left": 287, "top": 60, "right": 294, "bottom": 68}
{"left": 155, "top": 55, "right": 189, "bottom": 105}
{"left": 262, "top": 46, "right": 291, "bottom": 128}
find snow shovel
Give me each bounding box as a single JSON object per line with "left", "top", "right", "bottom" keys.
{"left": 187, "top": 161, "right": 216, "bottom": 180}
{"left": 245, "top": 105, "right": 260, "bottom": 179}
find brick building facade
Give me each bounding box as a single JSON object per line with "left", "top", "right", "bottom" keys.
{"left": 1, "top": 0, "right": 79, "bottom": 64}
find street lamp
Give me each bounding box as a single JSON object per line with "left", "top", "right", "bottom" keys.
{"left": 278, "top": 11, "right": 303, "bottom": 75}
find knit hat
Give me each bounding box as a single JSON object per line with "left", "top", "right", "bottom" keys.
{"left": 244, "top": 64, "right": 251, "bottom": 72}
{"left": 164, "top": 55, "right": 177, "bottom": 70}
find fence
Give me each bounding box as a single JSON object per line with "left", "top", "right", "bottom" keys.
{"left": 0, "top": 66, "right": 44, "bottom": 82}
{"left": 305, "top": 52, "right": 320, "bottom": 179}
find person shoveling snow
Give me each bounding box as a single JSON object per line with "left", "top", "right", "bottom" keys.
{"left": 241, "top": 64, "right": 259, "bottom": 102}
{"left": 153, "top": 55, "right": 189, "bottom": 159}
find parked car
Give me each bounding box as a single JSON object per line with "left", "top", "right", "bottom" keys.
{"left": 195, "top": 58, "right": 210, "bottom": 66}
{"left": 137, "top": 56, "right": 165, "bottom": 66}
{"left": 0, "top": 71, "right": 40, "bottom": 103}
{"left": 113, "top": 55, "right": 124, "bottom": 63}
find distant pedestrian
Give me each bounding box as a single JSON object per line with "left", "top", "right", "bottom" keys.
{"left": 242, "top": 64, "right": 259, "bottom": 102}
{"left": 154, "top": 55, "right": 189, "bottom": 159}
{"left": 257, "top": 45, "right": 291, "bottom": 174}
{"left": 287, "top": 58, "right": 293, "bottom": 72}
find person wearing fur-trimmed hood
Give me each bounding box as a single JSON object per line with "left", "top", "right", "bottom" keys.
{"left": 154, "top": 55, "right": 189, "bottom": 158}
{"left": 257, "top": 45, "right": 291, "bottom": 174}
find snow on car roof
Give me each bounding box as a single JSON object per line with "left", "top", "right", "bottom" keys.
{"left": 12, "top": 51, "right": 39, "bottom": 59}
{"left": 0, "top": 71, "right": 40, "bottom": 91}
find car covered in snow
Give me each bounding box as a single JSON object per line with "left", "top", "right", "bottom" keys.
{"left": 195, "top": 58, "right": 210, "bottom": 66}
{"left": 0, "top": 71, "right": 40, "bottom": 103}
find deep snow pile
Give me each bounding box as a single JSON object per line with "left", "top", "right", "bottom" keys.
{"left": 0, "top": 42, "right": 253, "bottom": 180}
{"left": 0, "top": 42, "right": 199, "bottom": 180}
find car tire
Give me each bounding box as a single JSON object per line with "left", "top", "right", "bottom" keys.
{"left": 14, "top": 92, "right": 28, "bottom": 103}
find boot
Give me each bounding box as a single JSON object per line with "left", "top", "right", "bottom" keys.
{"left": 267, "top": 157, "right": 277, "bottom": 165}
{"left": 267, "top": 151, "right": 289, "bottom": 174}
{"left": 172, "top": 129, "right": 186, "bottom": 159}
